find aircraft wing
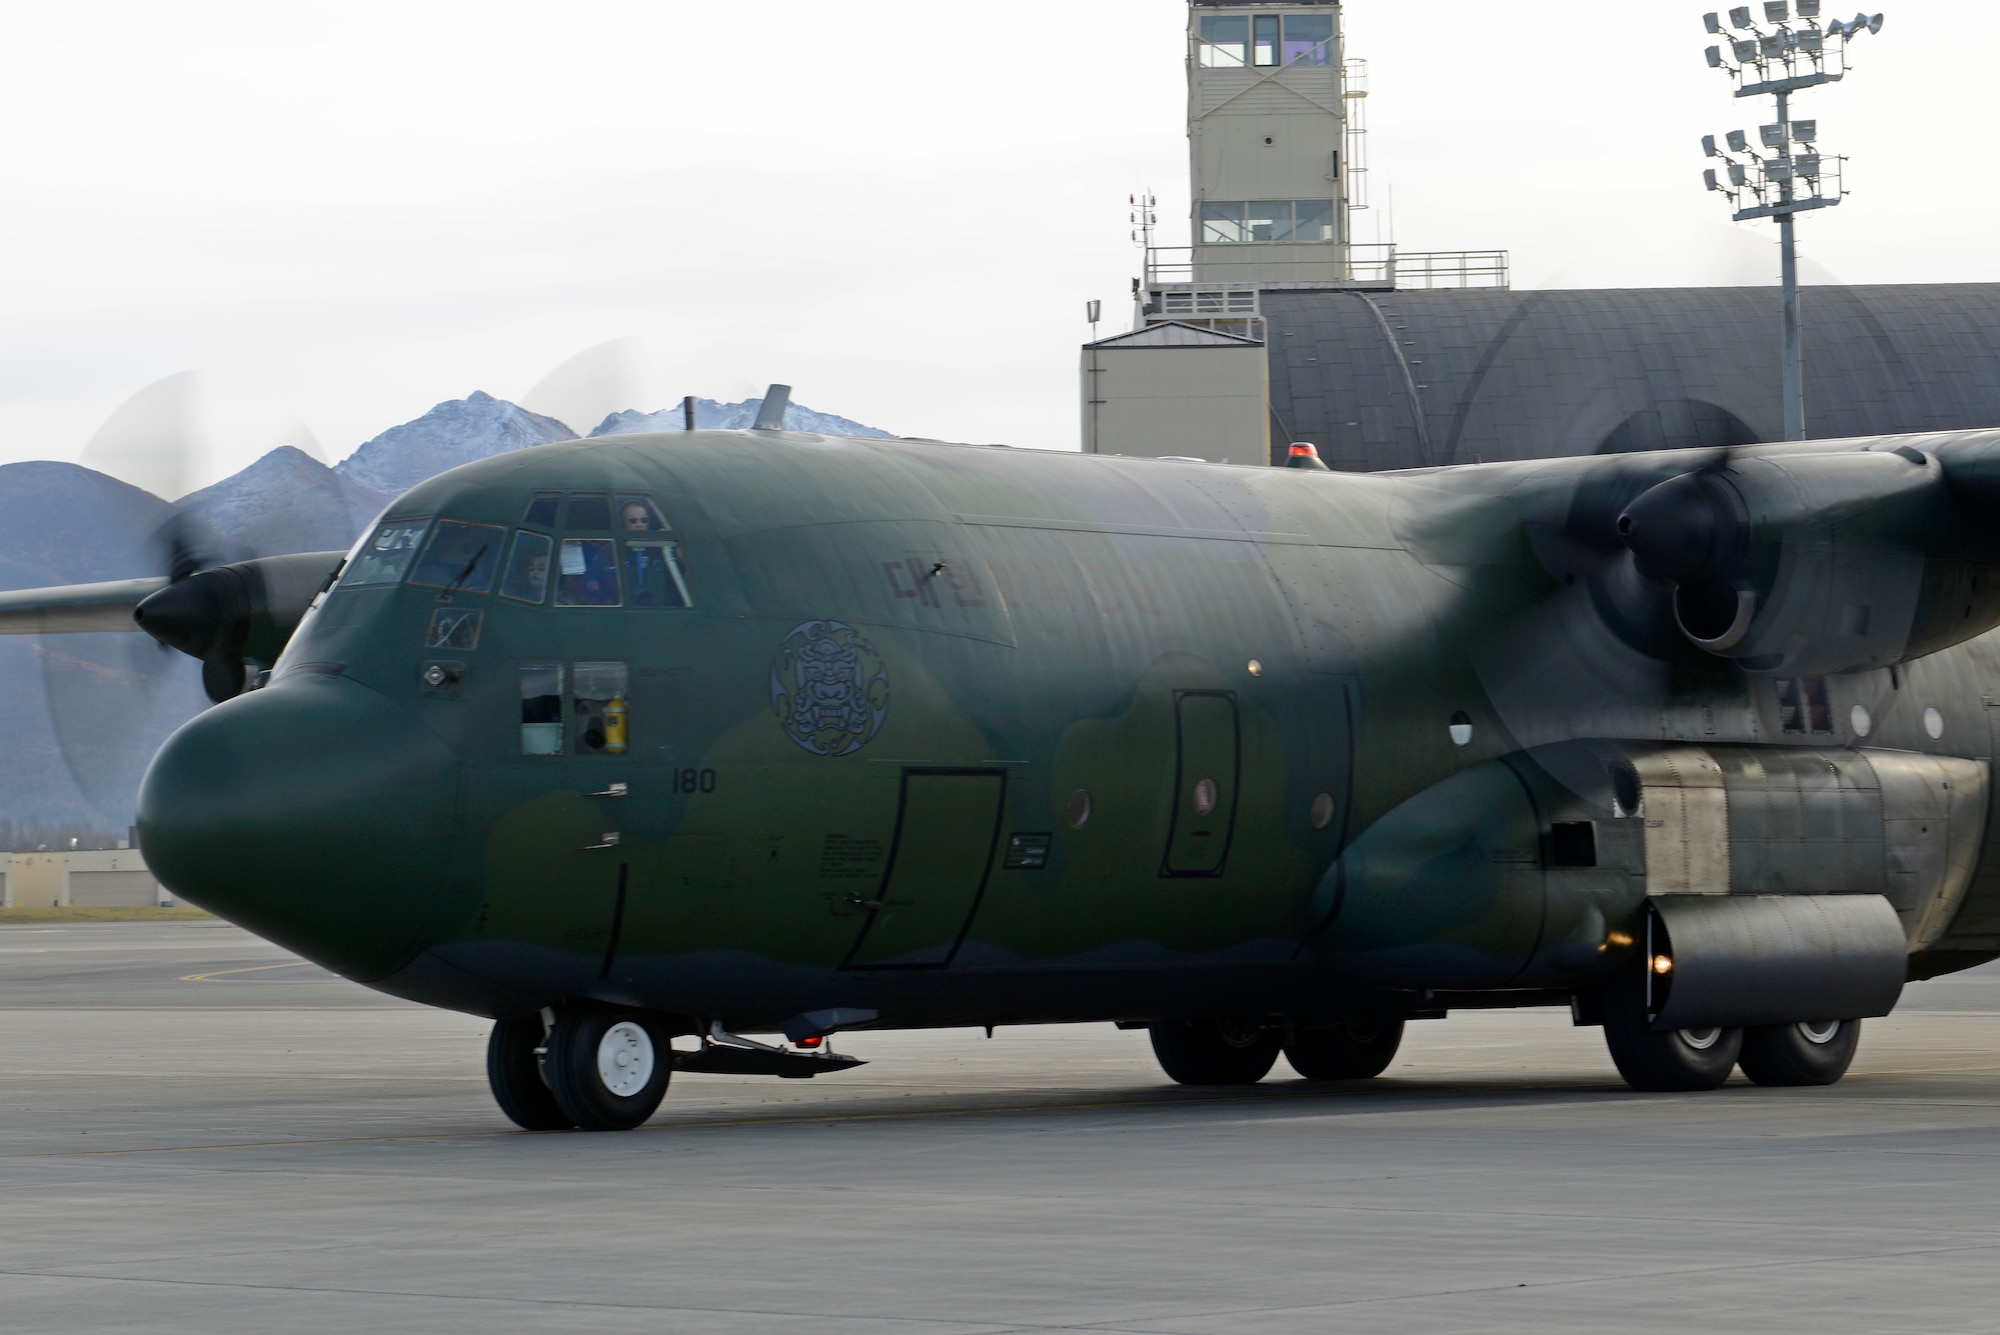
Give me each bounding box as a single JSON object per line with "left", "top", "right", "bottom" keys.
{"left": 0, "top": 577, "right": 168, "bottom": 634}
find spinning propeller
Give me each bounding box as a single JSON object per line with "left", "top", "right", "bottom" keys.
{"left": 0, "top": 376, "right": 346, "bottom": 823}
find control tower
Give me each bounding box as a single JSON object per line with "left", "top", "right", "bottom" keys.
{"left": 1086, "top": 2, "right": 1510, "bottom": 461}
{"left": 1140, "top": 1, "right": 1508, "bottom": 335}
{"left": 1184, "top": 1, "right": 1354, "bottom": 287}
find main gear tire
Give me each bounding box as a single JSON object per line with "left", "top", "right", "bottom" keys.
{"left": 1602, "top": 970, "right": 1742, "bottom": 1092}
{"left": 485, "top": 1016, "right": 574, "bottom": 1131}
{"left": 1148, "top": 1019, "right": 1282, "bottom": 1086}
{"left": 1284, "top": 1016, "right": 1405, "bottom": 1080}
{"left": 1737, "top": 1019, "right": 1861, "bottom": 1087}
{"left": 542, "top": 1009, "right": 670, "bottom": 1131}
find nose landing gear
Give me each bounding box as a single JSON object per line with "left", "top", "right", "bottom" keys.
{"left": 485, "top": 1007, "right": 671, "bottom": 1132}
{"left": 542, "top": 1009, "right": 672, "bottom": 1131}
{"left": 485, "top": 1014, "right": 574, "bottom": 1131}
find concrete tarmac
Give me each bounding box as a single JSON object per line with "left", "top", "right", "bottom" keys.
{"left": 6, "top": 922, "right": 2000, "bottom": 1333}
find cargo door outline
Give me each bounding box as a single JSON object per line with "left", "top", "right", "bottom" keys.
{"left": 1162, "top": 690, "right": 1241, "bottom": 878}
{"left": 842, "top": 767, "right": 1007, "bottom": 969}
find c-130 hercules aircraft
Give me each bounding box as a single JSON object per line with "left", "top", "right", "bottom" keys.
{"left": 6, "top": 402, "right": 2000, "bottom": 1130}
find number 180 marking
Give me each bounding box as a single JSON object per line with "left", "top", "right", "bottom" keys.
{"left": 673, "top": 768, "right": 718, "bottom": 794}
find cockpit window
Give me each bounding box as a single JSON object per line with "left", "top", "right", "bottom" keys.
{"left": 499, "top": 531, "right": 553, "bottom": 604}
{"left": 616, "top": 496, "right": 666, "bottom": 532}
{"left": 523, "top": 493, "right": 560, "bottom": 526}
{"left": 625, "top": 540, "right": 691, "bottom": 607}
{"left": 564, "top": 493, "right": 611, "bottom": 530}
{"left": 555, "top": 538, "right": 620, "bottom": 606}
{"left": 341, "top": 518, "right": 432, "bottom": 587}
{"left": 406, "top": 520, "right": 505, "bottom": 591}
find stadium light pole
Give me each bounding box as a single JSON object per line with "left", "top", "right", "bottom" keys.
{"left": 1700, "top": 4, "right": 1884, "bottom": 441}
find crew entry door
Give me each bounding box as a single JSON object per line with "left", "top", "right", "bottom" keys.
{"left": 845, "top": 769, "right": 1006, "bottom": 968}
{"left": 1163, "top": 691, "right": 1240, "bottom": 876}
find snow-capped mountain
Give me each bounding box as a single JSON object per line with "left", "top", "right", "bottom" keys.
{"left": 335, "top": 391, "right": 577, "bottom": 496}
{"left": 591, "top": 396, "right": 895, "bottom": 439}
{"left": 179, "top": 446, "right": 392, "bottom": 559}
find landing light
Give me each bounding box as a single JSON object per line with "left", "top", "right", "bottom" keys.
{"left": 1652, "top": 954, "right": 1675, "bottom": 975}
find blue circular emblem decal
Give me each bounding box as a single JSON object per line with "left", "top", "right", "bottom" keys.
{"left": 769, "top": 620, "right": 890, "bottom": 756}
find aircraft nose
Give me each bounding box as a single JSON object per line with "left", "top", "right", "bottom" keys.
{"left": 138, "top": 673, "right": 459, "bottom": 983}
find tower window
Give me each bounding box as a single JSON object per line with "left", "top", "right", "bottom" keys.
{"left": 1253, "top": 14, "right": 1280, "bottom": 66}
{"left": 1197, "top": 15, "right": 1248, "bottom": 67}
{"left": 1199, "top": 14, "right": 1336, "bottom": 69}
{"left": 1293, "top": 200, "right": 1335, "bottom": 241}
{"left": 1283, "top": 14, "right": 1335, "bottom": 66}
{"left": 1200, "top": 201, "right": 1339, "bottom": 245}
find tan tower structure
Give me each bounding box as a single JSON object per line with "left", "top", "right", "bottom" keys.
{"left": 1083, "top": 1, "right": 1508, "bottom": 462}
{"left": 1185, "top": 1, "right": 1353, "bottom": 288}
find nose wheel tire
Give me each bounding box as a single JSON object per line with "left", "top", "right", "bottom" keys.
{"left": 543, "top": 1009, "right": 670, "bottom": 1131}
{"left": 485, "top": 1016, "right": 574, "bottom": 1131}
{"left": 1148, "top": 1019, "right": 1282, "bottom": 1085}
{"left": 1737, "top": 1019, "right": 1861, "bottom": 1086}
{"left": 1602, "top": 969, "right": 1742, "bottom": 1092}
{"left": 1283, "top": 1015, "right": 1405, "bottom": 1080}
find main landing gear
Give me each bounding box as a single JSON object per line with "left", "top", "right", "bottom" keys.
{"left": 1147, "top": 1015, "right": 1405, "bottom": 1086}
{"left": 1599, "top": 967, "right": 1862, "bottom": 1091}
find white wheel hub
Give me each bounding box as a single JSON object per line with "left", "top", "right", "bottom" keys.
{"left": 596, "top": 1021, "right": 655, "bottom": 1097}
{"left": 1797, "top": 1020, "right": 1841, "bottom": 1046}
{"left": 1679, "top": 1027, "right": 1724, "bottom": 1051}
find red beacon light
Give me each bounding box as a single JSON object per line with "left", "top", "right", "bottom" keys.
{"left": 1285, "top": 442, "right": 1331, "bottom": 472}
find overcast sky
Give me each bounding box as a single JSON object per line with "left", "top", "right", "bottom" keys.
{"left": 0, "top": 1, "right": 1977, "bottom": 491}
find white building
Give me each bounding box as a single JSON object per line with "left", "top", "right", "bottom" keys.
{"left": 0, "top": 849, "right": 169, "bottom": 908}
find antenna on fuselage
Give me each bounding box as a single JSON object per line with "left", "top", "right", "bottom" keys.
{"left": 751, "top": 384, "right": 791, "bottom": 431}
{"left": 682, "top": 395, "right": 696, "bottom": 431}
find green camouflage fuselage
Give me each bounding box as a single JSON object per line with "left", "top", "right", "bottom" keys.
{"left": 136, "top": 430, "right": 2000, "bottom": 1029}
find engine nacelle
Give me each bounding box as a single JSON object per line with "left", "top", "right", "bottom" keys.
{"left": 133, "top": 550, "right": 346, "bottom": 701}
{"left": 1618, "top": 448, "right": 2000, "bottom": 675}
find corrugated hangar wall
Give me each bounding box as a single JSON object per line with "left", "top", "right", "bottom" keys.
{"left": 1262, "top": 284, "right": 2000, "bottom": 470}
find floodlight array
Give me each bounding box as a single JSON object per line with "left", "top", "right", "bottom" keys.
{"left": 1700, "top": 5, "right": 1881, "bottom": 95}
{"left": 1695, "top": 2, "right": 1884, "bottom": 443}
{"left": 1698, "top": 5, "right": 1876, "bottom": 223}
{"left": 1700, "top": 112, "right": 1843, "bottom": 220}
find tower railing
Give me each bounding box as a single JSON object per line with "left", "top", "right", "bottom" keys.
{"left": 1142, "top": 245, "right": 1509, "bottom": 290}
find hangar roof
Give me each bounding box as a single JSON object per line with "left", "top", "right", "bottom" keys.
{"left": 1262, "top": 285, "right": 2000, "bottom": 470}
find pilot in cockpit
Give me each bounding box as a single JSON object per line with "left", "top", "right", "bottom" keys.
{"left": 620, "top": 498, "right": 664, "bottom": 532}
